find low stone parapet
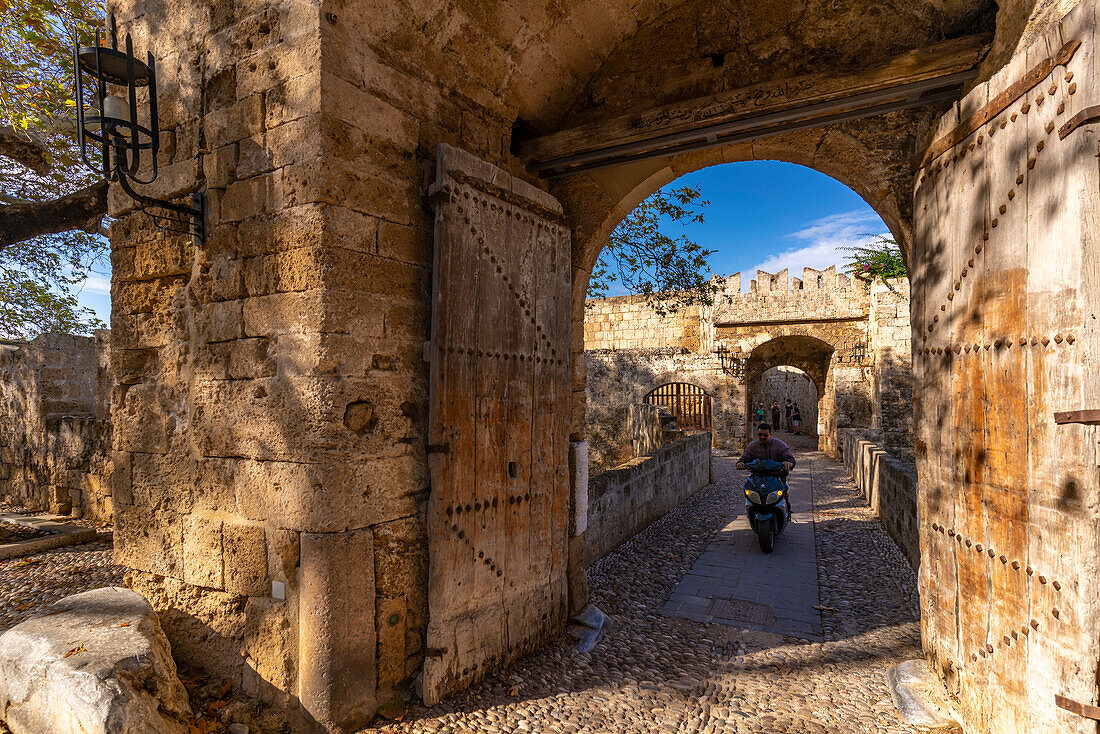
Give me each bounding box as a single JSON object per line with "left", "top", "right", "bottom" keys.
{"left": 583, "top": 432, "right": 712, "bottom": 566}
{"left": 837, "top": 428, "right": 919, "bottom": 570}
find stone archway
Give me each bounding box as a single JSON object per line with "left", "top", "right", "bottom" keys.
{"left": 752, "top": 366, "right": 820, "bottom": 437}
{"left": 741, "top": 335, "right": 842, "bottom": 450}
{"left": 100, "top": 0, "right": 1088, "bottom": 729}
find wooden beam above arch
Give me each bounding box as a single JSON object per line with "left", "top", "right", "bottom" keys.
{"left": 517, "top": 34, "right": 992, "bottom": 176}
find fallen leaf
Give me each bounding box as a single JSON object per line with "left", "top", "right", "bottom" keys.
{"left": 508, "top": 685, "right": 520, "bottom": 697}
{"left": 118, "top": 622, "right": 131, "bottom": 628}
{"left": 216, "top": 679, "right": 232, "bottom": 699}
{"left": 63, "top": 644, "right": 86, "bottom": 658}
{"left": 208, "top": 700, "right": 227, "bottom": 713}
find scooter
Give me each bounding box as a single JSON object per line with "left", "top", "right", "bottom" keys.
{"left": 742, "top": 459, "right": 790, "bottom": 553}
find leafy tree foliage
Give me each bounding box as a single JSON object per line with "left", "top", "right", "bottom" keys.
{"left": 843, "top": 234, "right": 907, "bottom": 283}
{"left": 588, "top": 185, "right": 724, "bottom": 315}
{"left": 0, "top": 0, "right": 106, "bottom": 338}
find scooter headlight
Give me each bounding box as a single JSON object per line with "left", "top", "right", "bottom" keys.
{"left": 766, "top": 491, "right": 781, "bottom": 504}
{"left": 745, "top": 490, "right": 762, "bottom": 504}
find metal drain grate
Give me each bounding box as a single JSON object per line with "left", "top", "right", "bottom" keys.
{"left": 707, "top": 597, "right": 775, "bottom": 626}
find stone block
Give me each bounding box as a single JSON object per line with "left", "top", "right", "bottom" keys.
{"left": 372, "top": 516, "right": 426, "bottom": 599}
{"left": 183, "top": 515, "right": 225, "bottom": 590}
{"left": 115, "top": 508, "right": 184, "bottom": 579}
{"left": 375, "top": 595, "right": 408, "bottom": 691}
{"left": 228, "top": 338, "right": 276, "bottom": 379}
{"left": 203, "top": 142, "right": 239, "bottom": 190}
{"left": 0, "top": 587, "right": 191, "bottom": 734}
{"left": 223, "top": 521, "right": 268, "bottom": 597}
{"left": 203, "top": 94, "right": 266, "bottom": 150}
{"left": 236, "top": 136, "right": 276, "bottom": 179}
{"left": 265, "top": 73, "right": 322, "bottom": 129}
{"left": 220, "top": 174, "right": 283, "bottom": 223}
{"left": 299, "top": 528, "right": 377, "bottom": 729}
{"left": 196, "top": 300, "right": 244, "bottom": 343}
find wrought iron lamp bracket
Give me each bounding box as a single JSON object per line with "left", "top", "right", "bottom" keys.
{"left": 74, "top": 14, "right": 204, "bottom": 244}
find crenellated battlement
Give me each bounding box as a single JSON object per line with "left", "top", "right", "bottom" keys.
{"left": 721, "top": 265, "right": 859, "bottom": 296}
{"left": 584, "top": 265, "right": 874, "bottom": 351}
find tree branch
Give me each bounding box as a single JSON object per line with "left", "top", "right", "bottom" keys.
{"left": 0, "top": 180, "right": 108, "bottom": 249}
{"left": 0, "top": 127, "right": 50, "bottom": 175}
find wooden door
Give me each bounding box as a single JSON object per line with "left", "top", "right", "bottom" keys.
{"left": 645, "top": 383, "right": 713, "bottom": 431}
{"left": 912, "top": 5, "right": 1100, "bottom": 732}
{"left": 422, "top": 145, "right": 571, "bottom": 705}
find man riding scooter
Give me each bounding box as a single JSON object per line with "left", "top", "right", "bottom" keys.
{"left": 736, "top": 423, "right": 796, "bottom": 551}
{"left": 736, "top": 422, "right": 795, "bottom": 475}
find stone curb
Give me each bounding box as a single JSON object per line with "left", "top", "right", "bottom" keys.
{"left": 0, "top": 513, "right": 97, "bottom": 561}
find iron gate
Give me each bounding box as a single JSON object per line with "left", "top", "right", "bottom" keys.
{"left": 644, "top": 382, "right": 712, "bottom": 431}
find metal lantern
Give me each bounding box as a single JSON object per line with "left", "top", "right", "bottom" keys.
{"left": 74, "top": 14, "right": 203, "bottom": 241}
{"left": 715, "top": 344, "right": 746, "bottom": 380}
{"left": 852, "top": 341, "right": 867, "bottom": 365}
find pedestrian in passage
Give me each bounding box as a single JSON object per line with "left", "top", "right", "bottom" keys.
{"left": 785, "top": 398, "right": 793, "bottom": 431}
{"left": 755, "top": 403, "right": 766, "bottom": 428}
{"left": 770, "top": 400, "right": 781, "bottom": 427}
{"left": 792, "top": 403, "right": 802, "bottom": 435}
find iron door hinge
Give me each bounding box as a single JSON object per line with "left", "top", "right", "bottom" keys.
{"left": 1056, "top": 694, "right": 1100, "bottom": 720}
{"left": 1059, "top": 105, "right": 1100, "bottom": 140}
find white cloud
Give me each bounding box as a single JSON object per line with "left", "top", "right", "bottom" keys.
{"left": 741, "top": 210, "right": 887, "bottom": 289}
{"left": 79, "top": 274, "right": 112, "bottom": 295}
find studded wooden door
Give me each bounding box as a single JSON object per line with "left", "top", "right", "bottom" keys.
{"left": 912, "top": 5, "right": 1100, "bottom": 732}
{"left": 422, "top": 145, "right": 571, "bottom": 705}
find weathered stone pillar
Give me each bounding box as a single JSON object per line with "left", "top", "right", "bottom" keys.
{"left": 108, "top": 0, "right": 432, "bottom": 729}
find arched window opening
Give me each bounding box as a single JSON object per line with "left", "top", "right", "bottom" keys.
{"left": 645, "top": 382, "right": 712, "bottom": 431}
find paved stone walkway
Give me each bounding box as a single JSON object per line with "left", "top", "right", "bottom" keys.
{"left": 371, "top": 441, "right": 949, "bottom": 733}
{"left": 660, "top": 460, "right": 820, "bottom": 639}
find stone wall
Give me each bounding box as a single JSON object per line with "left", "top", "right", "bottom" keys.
{"left": 584, "top": 296, "right": 705, "bottom": 351}
{"left": 584, "top": 268, "right": 910, "bottom": 461}
{"left": 837, "top": 429, "right": 919, "bottom": 571}
{"left": 870, "top": 279, "right": 913, "bottom": 459}
{"left": 0, "top": 333, "right": 113, "bottom": 522}
{"left": 585, "top": 348, "right": 731, "bottom": 472}
{"left": 583, "top": 432, "right": 712, "bottom": 566}
{"left": 750, "top": 366, "right": 819, "bottom": 436}
{"left": 628, "top": 403, "right": 681, "bottom": 458}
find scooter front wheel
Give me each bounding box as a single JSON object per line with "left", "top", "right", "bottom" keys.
{"left": 758, "top": 519, "right": 775, "bottom": 553}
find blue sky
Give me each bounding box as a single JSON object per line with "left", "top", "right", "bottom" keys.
{"left": 632, "top": 160, "right": 888, "bottom": 292}
{"left": 73, "top": 160, "right": 887, "bottom": 322}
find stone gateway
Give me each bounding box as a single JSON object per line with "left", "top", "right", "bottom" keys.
{"left": 52, "top": 0, "right": 1100, "bottom": 732}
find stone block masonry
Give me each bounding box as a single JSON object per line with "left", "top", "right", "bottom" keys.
{"left": 837, "top": 429, "right": 919, "bottom": 571}
{"left": 584, "top": 270, "right": 913, "bottom": 460}
{"left": 0, "top": 333, "right": 113, "bottom": 522}
{"left": 583, "top": 432, "right": 712, "bottom": 566}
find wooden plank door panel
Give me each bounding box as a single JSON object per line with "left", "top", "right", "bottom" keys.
{"left": 423, "top": 145, "right": 571, "bottom": 705}
{"left": 913, "top": 4, "right": 1100, "bottom": 732}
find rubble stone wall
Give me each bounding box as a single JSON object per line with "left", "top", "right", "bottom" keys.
{"left": 628, "top": 403, "right": 682, "bottom": 458}
{"left": 837, "top": 428, "right": 919, "bottom": 570}
{"left": 0, "top": 333, "right": 113, "bottom": 522}
{"left": 585, "top": 348, "right": 729, "bottom": 472}
{"left": 583, "top": 432, "right": 712, "bottom": 565}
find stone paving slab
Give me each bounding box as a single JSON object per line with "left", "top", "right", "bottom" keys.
{"left": 660, "top": 459, "right": 822, "bottom": 640}
{"left": 0, "top": 513, "right": 98, "bottom": 561}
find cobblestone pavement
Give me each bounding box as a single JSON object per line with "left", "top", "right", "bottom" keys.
{"left": 371, "top": 443, "right": 950, "bottom": 733}
{"left": 0, "top": 537, "right": 121, "bottom": 632}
